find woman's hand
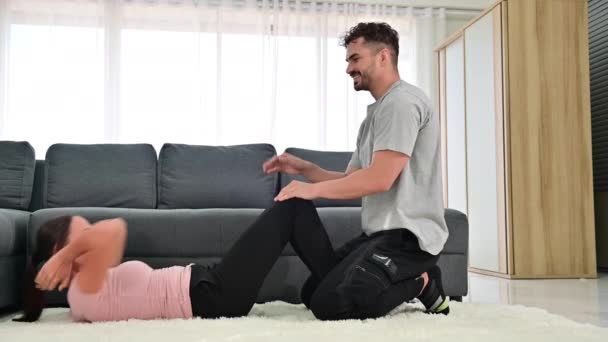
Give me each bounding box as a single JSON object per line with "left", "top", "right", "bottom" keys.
{"left": 35, "top": 252, "right": 73, "bottom": 291}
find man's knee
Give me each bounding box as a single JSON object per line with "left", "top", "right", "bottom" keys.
{"left": 307, "top": 278, "right": 370, "bottom": 321}
{"left": 309, "top": 289, "right": 349, "bottom": 321}
{"left": 308, "top": 263, "right": 391, "bottom": 320}
{"left": 309, "top": 288, "right": 390, "bottom": 321}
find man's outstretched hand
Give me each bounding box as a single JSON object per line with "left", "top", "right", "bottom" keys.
{"left": 264, "top": 153, "right": 321, "bottom": 201}
{"left": 263, "top": 153, "right": 310, "bottom": 175}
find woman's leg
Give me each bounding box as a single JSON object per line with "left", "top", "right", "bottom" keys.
{"left": 190, "top": 198, "right": 338, "bottom": 318}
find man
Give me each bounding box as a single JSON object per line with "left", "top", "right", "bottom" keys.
{"left": 263, "top": 22, "right": 449, "bottom": 320}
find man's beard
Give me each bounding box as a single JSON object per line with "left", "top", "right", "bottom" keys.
{"left": 352, "top": 72, "right": 368, "bottom": 91}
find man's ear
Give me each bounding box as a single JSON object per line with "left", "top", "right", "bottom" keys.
{"left": 380, "top": 48, "right": 391, "bottom": 66}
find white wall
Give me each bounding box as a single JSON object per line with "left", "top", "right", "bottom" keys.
{"left": 445, "top": 0, "right": 494, "bottom": 35}
{"left": 447, "top": 17, "right": 475, "bottom": 36}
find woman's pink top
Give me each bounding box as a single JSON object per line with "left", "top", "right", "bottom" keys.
{"left": 67, "top": 260, "right": 193, "bottom": 322}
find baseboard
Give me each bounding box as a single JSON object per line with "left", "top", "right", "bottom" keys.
{"left": 469, "top": 266, "right": 599, "bottom": 279}
{"left": 468, "top": 267, "right": 512, "bottom": 279}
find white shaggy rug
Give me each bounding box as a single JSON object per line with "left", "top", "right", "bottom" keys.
{"left": 1, "top": 301, "right": 606, "bottom": 342}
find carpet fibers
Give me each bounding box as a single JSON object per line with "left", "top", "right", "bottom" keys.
{"left": 1, "top": 301, "right": 606, "bottom": 342}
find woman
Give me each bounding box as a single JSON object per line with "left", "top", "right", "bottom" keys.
{"left": 14, "top": 199, "right": 440, "bottom": 323}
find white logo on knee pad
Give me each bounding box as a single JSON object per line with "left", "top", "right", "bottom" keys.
{"left": 372, "top": 254, "right": 392, "bottom": 267}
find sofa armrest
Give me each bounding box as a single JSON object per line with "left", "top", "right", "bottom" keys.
{"left": 0, "top": 209, "right": 29, "bottom": 257}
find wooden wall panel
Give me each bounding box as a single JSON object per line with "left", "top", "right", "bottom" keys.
{"left": 507, "top": 0, "right": 596, "bottom": 277}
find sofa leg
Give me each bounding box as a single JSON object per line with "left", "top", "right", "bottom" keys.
{"left": 450, "top": 296, "right": 463, "bottom": 302}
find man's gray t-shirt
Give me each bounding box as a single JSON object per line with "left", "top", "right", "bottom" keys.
{"left": 348, "top": 80, "right": 448, "bottom": 255}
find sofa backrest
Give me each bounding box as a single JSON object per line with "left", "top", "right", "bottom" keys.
{"left": 44, "top": 144, "right": 158, "bottom": 208}
{"left": 281, "top": 148, "right": 361, "bottom": 207}
{"left": 16, "top": 143, "right": 363, "bottom": 211}
{"left": 158, "top": 143, "right": 277, "bottom": 209}
{"left": 28, "top": 160, "right": 45, "bottom": 212}
{"left": 0, "top": 141, "right": 36, "bottom": 210}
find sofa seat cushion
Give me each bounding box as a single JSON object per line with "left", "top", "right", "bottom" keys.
{"left": 29, "top": 206, "right": 466, "bottom": 258}
{"left": 0, "top": 141, "right": 36, "bottom": 210}
{"left": 158, "top": 143, "right": 277, "bottom": 209}
{"left": 29, "top": 207, "right": 360, "bottom": 258}
{"left": 315, "top": 208, "right": 467, "bottom": 255}
{"left": 44, "top": 144, "right": 157, "bottom": 209}
{"left": 0, "top": 208, "right": 29, "bottom": 257}
{"left": 31, "top": 208, "right": 227, "bottom": 258}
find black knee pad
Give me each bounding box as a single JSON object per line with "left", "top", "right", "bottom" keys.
{"left": 345, "top": 262, "right": 391, "bottom": 308}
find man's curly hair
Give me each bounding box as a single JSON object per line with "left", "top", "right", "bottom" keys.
{"left": 340, "top": 22, "right": 399, "bottom": 66}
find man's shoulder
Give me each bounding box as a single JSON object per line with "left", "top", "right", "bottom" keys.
{"left": 377, "top": 84, "right": 430, "bottom": 117}
{"left": 386, "top": 81, "right": 432, "bottom": 108}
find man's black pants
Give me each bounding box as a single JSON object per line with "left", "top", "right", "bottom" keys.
{"left": 189, "top": 198, "right": 438, "bottom": 320}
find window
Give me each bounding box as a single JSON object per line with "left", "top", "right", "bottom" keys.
{"left": 5, "top": 24, "right": 104, "bottom": 155}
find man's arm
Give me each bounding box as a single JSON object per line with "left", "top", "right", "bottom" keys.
{"left": 263, "top": 152, "right": 360, "bottom": 183}
{"left": 274, "top": 150, "right": 408, "bottom": 202}
{"left": 314, "top": 150, "right": 408, "bottom": 199}
{"left": 302, "top": 164, "right": 360, "bottom": 183}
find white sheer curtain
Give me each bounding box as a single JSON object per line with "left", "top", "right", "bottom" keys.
{"left": 0, "top": 0, "right": 446, "bottom": 157}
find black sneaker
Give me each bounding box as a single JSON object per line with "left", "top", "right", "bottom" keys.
{"left": 417, "top": 265, "right": 450, "bottom": 315}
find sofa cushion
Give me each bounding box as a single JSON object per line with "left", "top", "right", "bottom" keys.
{"left": 28, "top": 160, "right": 45, "bottom": 212}
{"left": 29, "top": 208, "right": 250, "bottom": 258}
{"left": 0, "top": 141, "right": 36, "bottom": 210}
{"left": 28, "top": 207, "right": 361, "bottom": 258}
{"left": 44, "top": 144, "right": 157, "bottom": 208}
{"left": 29, "top": 207, "right": 467, "bottom": 261}
{"left": 281, "top": 148, "right": 361, "bottom": 207}
{"left": 158, "top": 143, "right": 277, "bottom": 209}
{"left": 0, "top": 208, "right": 29, "bottom": 257}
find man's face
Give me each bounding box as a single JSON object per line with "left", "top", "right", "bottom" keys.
{"left": 345, "top": 37, "right": 378, "bottom": 91}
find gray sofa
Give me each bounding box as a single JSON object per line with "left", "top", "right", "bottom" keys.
{"left": 0, "top": 142, "right": 34, "bottom": 311}
{"left": 0, "top": 141, "right": 468, "bottom": 310}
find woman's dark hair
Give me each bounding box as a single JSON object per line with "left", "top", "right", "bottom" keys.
{"left": 340, "top": 22, "right": 400, "bottom": 66}
{"left": 13, "top": 215, "right": 72, "bottom": 322}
